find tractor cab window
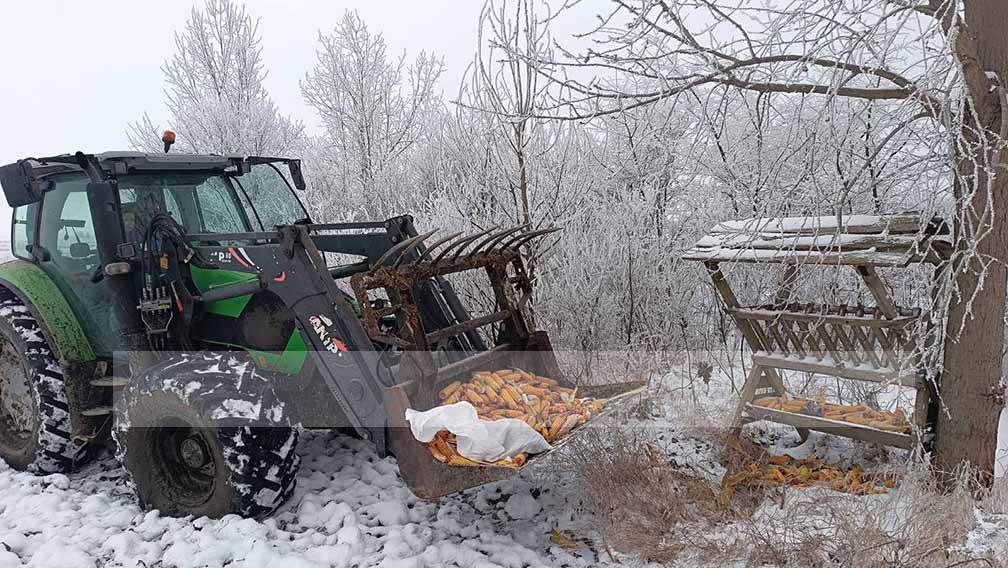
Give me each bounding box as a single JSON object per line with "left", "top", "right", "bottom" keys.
{"left": 37, "top": 173, "right": 119, "bottom": 353}
{"left": 194, "top": 177, "right": 251, "bottom": 233}
{"left": 11, "top": 202, "right": 38, "bottom": 261}
{"left": 117, "top": 173, "right": 253, "bottom": 237}
{"left": 232, "top": 163, "right": 308, "bottom": 229}
{"left": 38, "top": 174, "right": 98, "bottom": 270}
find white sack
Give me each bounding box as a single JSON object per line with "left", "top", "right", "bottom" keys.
{"left": 404, "top": 401, "right": 552, "bottom": 463}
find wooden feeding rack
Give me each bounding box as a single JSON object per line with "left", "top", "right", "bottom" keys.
{"left": 683, "top": 213, "right": 951, "bottom": 449}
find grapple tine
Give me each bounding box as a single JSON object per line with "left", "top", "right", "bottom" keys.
{"left": 469, "top": 224, "right": 529, "bottom": 256}
{"left": 432, "top": 228, "right": 492, "bottom": 265}
{"left": 451, "top": 225, "right": 502, "bottom": 262}
{"left": 391, "top": 229, "right": 438, "bottom": 268}
{"left": 502, "top": 227, "right": 561, "bottom": 251}
{"left": 373, "top": 231, "right": 435, "bottom": 269}
{"left": 415, "top": 231, "right": 464, "bottom": 264}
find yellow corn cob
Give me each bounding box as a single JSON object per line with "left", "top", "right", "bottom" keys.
{"left": 555, "top": 414, "right": 580, "bottom": 440}
{"left": 547, "top": 414, "right": 569, "bottom": 440}
{"left": 438, "top": 381, "right": 462, "bottom": 401}
{"left": 430, "top": 432, "right": 455, "bottom": 460}
{"left": 427, "top": 441, "right": 449, "bottom": 463}
{"left": 446, "top": 453, "right": 481, "bottom": 467}
{"left": 521, "top": 385, "right": 550, "bottom": 398}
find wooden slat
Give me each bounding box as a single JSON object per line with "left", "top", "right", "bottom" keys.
{"left": 815, "top": 322, "right": 844, "bottom": 365}
{"left": 795, "top": 319, "right": 823, "bottom": 360}
{"left": 728, "top": 308, "right": 916, "bottom": 329}
{"left": 781, "top": 323, "right": 807, "bottom": 359}
{"left": 744, "top": 403, "right": 914, "bottom": 449}
{"left": 763, "top": 320, "right": 790, "bottom": 355}
{"left": 848, "top": 325, "right": 884, "bottom": 368}
{"left": 750, "top": 319, "right": 777, "bottom": 352}
{"left": 710, "top": 214, "right": 926, "bottom": 236}
{"left": 751, "top": 353, "right": 920, "bottom": 387}
{"left": 681, "top": 248, "right": 929, "bottom": 267}
{"left": 872, "top": 327, "right": 896, "bottom": 368}
{"left": 831, "top": 322, "right": 864, "bottom": 366}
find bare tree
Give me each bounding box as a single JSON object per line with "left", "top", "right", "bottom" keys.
{"left": 301, "top": 10, "right": 444, "bottom": 216}
{"left": 930, "top": 0, "right": 1008, "bottom": 481}
{"left": 460, "top": 0, "right": 554, "bottom": 231}
{"left": 534, "top": 0, "right": 1006, "bottom": 479}
{"left": 127, "top": 0, "right": 303, "bottom": 155}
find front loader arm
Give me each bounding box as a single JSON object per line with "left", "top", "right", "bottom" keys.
{"left": 173, "top": 217, "right": 566, "bottom": 475}
{"left": 187, "top": 226, "right": 389, "bottom": 449}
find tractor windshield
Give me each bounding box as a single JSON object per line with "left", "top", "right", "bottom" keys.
{"left": 117, "top": 162, "right": 308, "bottom": 238}
{"left": 231, "top": 163, "right": 310, "bottom": 229}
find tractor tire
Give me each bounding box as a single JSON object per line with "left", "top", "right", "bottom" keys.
{"left": 113, "top": 353, "right": 300, "bottom": 518}
{"left": 0, "top": 294, "right": 93, "bottom": 473}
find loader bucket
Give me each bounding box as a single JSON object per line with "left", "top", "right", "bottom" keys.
{"left": 344, "top": 221, "right": 646, "bottom": 499}
{"left": 382, "top": 343, "right": 646, "bottom": 500}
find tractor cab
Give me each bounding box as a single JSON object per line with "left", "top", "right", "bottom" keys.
{"left": 4, "top": 153, "right": 309, "bottom": 356}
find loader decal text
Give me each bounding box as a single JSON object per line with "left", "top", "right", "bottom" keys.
{"left": 309, "top": 314, "right": 348, "bottom": 354}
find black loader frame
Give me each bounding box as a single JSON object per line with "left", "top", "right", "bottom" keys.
{"left": 66, "top": 151, "right": 569, "bottom": 498}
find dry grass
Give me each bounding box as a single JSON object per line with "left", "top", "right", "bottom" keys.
{"left": 560, "top": 428, "right": 775, "bottom": 563}
{"left": 981, "top": 476, "right": 1008, "bottom": 515}
{"left": 719, "top": 465, "right": 981, "bottom": 568}
{"left": 560, "top": 428, "right": 728, "bottom": 563}
{"left": 562, "top": 425, "right": 998, "bottom": 567}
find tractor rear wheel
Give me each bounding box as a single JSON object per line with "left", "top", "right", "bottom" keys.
{"left": 113, "top": 353, "right": 300, "bottom": 518}
{"left": 0, "top": 294, "right": 93, "bottom": 473}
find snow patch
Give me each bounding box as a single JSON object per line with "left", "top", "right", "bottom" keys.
{"left": 211, "top": 398, "right": 262, "bottom": 420}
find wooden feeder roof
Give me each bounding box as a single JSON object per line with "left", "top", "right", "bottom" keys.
{"left": 682, "top": 213, "right": 951, "bottom": 267}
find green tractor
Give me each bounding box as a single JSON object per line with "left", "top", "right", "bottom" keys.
{"left": 0, "top": 149, "right": 638, "bottom": 518}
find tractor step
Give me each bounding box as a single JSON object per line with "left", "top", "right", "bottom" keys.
{"left": 90, "top": 377, "right": 129, "bottom": 388}
{"left": 81, "top": 406, "right": 114, "bottom": 417}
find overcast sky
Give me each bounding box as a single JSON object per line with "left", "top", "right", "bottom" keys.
{"left": 0, "top": 0, "right": 482, "bottom": 164}
{"left": 0, "top": 0, "right": 598, "bottom": 237}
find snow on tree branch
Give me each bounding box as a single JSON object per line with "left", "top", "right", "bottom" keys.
{"left": 126, "top": 0, "right": 303, "bottom": 156}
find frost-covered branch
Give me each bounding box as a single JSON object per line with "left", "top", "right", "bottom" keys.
{"left": 126, "top": 0, "right": 303, "bottom": 155}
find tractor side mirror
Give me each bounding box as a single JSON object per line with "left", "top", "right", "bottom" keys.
{"left": 0, "top": 161, "right": 51, "bottom": 207}
{"left": 69, "top": 242, "right": 92, "bottom": 259}
{"left": 288, "top": 160, "right": 306, "bottom": 191}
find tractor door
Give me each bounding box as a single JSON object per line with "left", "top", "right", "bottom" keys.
{"left": 35, "top": 173, "right": 121, "bottom": 354}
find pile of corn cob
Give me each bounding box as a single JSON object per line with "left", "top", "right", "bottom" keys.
{"left": 721, "top": 455, "right": 896, "bottom": 503}
{"left": 753, "top": 394, "right": 911, "bottom": 433}
{"left": 427, "top": 368, "right": 605, "bottom": 469}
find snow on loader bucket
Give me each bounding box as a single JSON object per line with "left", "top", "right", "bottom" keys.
{"left": 347, "top": 224, "right": 646, "bottom": 499}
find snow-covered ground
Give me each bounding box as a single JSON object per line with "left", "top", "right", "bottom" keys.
{"left": 0, "top": 365, "right": 1005, "bottom": 567}
{"left": 0, "top": 431, "right": 619, "bottom": 568}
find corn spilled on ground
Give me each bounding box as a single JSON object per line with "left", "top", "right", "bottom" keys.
{"left": 427, "top": 368, "right": 606, "bottom": 469}
{"left": 720, "top": 455, "right": 897, "bottom": 504}
{"left": 753, "top": 394, "right": 911, "bottom": 433}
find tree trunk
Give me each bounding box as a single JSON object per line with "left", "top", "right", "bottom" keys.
{"left": 934, "top": 0, "right": 1008, "bottom": 481}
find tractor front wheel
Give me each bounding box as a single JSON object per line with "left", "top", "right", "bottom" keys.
{"left": 113, "top": 353, "right": 300, "bottom": 518}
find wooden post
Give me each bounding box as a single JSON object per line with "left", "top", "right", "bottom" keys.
{"left": 774, "top": 264, "right": 799, "bottom": 307}
{"left": 856, "top": 265, "right": 898, "bottom": 319}
{"left": 705, "top": 262, "right": 787, "bottom": 396}
{"left": 733, "top": 364, "right": 766, "bottom": 428}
